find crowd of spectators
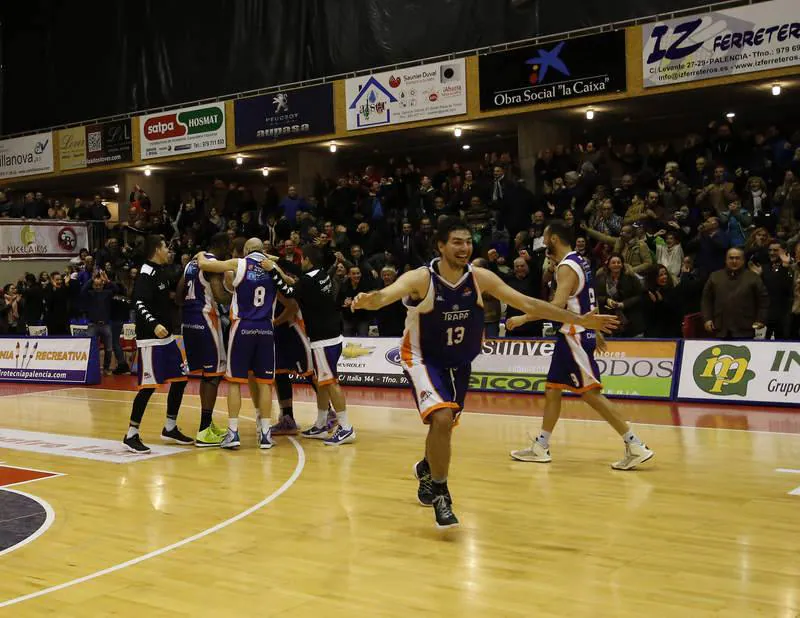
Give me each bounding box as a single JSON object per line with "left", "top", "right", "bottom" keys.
{"left": 3, "top": 117, "right": 800, "bottom": 352}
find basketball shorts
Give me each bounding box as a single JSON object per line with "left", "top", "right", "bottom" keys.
{"left": 545, "top": 330, "right": 602, "bottom": 393}
{"left": 137, "top": 339, "right": 188, "bottom": 389}
{"left": 226, "top": 320, "right": 275, "bottom": 384}
{"left": 275, "top": 323, "right": 313, "bottom": 377}
{"left": 310, "top": 339, "right": 342, "bottom": 386}
{"left": 182, "top": 312, "right": 226, "bottom": 377}
{"left": 402, "top": 358, "right": 470, "bottom": 425}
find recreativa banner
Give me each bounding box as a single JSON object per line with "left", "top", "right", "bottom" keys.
{"left": 642, "top": 0, "right": 800, "bottom": 88}
{"left": 0, "top": 337, "right": 99, "bottom": 384}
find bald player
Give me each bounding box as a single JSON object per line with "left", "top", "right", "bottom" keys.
{"left": 198, "top": 238, "right": 278, "bottom": 450}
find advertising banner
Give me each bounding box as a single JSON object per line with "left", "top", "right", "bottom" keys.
{"left": 479, "top": 31, "right": 627, "bottom": 110}
{"left": 0, "top": 133, "right": 54, "bottom": 179}
{"left": 0, "top": 221, "right": 89, "bottom": 259}
{"left": 345, "top": 59, "right": 466, "bottom": 130}
{"left": 335, "top": 338, "right": 678, "bottom": 399}
{"left": 235, "top": 84, "right": 335, "bottom": 146}
{"left": 57, "top": 127, "right": 87, "bottom": 171}
{"left": 86, "top": 119, "right": 133, "bottom": 167}
{"left": 139, "top": 102, "right": 226, "bottom": 160}
{"left": 0, "top": 337, "right": 99, "bottom": 384}
{"left": 642, "top": 0, "right": 800, "bottom": 88}
{"left": 678, "top": 340, "right": 800, "bottom": 405}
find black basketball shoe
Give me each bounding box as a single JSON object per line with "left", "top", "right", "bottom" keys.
{"left": 413, "top": 459, "right": 434, "bottom": 507}
{"left": 123, "top": 434, "right": 151, "bottom": 454}
{"left": 432, "top": 493, "right": 459, "bottom": 529}
{"left": 161, "top": 426, "right": 194, "bottom": 445}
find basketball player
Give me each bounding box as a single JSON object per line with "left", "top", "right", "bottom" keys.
{"left": 123, "top": 235, "right": 193, "bottom": 453}
{"left": 508, "top": 220, "right": 654, "bottom": 469}
{"left": 261, "top": 245, "right": 355, "bottom": 446}
{"left": 351, "top": 218, "right": 618, "bottom": 528}
{"left": 198, "top": 238, "right": 277, "bottom": 449}
{"left": 177, "top": 232, "right": 230, "bottom": 447}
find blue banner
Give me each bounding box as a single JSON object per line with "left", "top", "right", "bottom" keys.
{"left": 234, "top": 84, "right": 335, "bottom": 146}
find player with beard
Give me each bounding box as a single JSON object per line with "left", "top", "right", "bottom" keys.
{"left": 351, "top": 218, "right": 619, "bottom": 529}
{"left": 507, "top": 220, "right": 654, "bottom": 470}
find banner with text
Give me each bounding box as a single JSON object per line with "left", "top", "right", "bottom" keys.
{"left": 642, "top": 0, "right": 800, "bottom": 88}
{"left": 0, "top": 133, "right": 54, "bottom": 179}
{"left": 58, "top": 120, "right": 133, "bottom": 170}
{"left": 0, "top": 221, "right": 89, "bottom": 259}
{"left": 345, "top": 59, "right": 466, "bottom": 130}
{"left": 678, "top": 340, "right": 800, "bottom": 405}
{"left": 235, "top": 84, "right": 335, "bottom": 146}
{"left": 0, "top": 337, "right": 99, "bottom": 384}
{"left": 479, "top": 31, "right": 627, "bottom": 111}
{"left": 139, "top": 102, "right": 226, "bottom": 160}
{"left": 335, "top": 338, "right": 677, "bottom": 399}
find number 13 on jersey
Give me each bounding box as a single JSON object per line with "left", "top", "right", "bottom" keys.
{"left": 446, "top": 326, "right": 465, "bottom": 346}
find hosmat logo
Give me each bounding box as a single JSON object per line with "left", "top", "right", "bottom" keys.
{"left": 385, "top": 347, "right": 401, "bottom": 366}
{"left": 693, "top": 345, "right": 755, "bottom": 396}
{"left": 525, "top": 41, "right": 570, "bottom": 85}
{"left": 144, "top": 106, "right": 223, "bottom": 141}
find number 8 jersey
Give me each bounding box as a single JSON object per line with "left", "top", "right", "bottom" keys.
{"left": 401, "top": 259, "right": 484, "bottom": 368}
{"left": 230, "top": 251, "right": 277, "bottom": 323}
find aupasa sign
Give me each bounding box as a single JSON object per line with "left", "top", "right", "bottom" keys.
{"left": 139, "top": 103, "right": 226, "bottom": 160}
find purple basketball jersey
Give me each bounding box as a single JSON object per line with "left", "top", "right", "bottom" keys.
{"left": 231, "top": 252, "right": 277, "bottom": 323}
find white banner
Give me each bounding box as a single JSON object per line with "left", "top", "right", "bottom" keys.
{"left": 139, "top": 102, "right": 226, "bottom": 160}
{"left": 0, "top": 132, "right": 54, "bottom": 179}
{"left": 0, "top": 221, "right": 89, "bottom": 259}
{"left": 678, "top": 340, "right": 800, "bottom": 405}
{"left": 642, "top": 0, "right": 800, "bottom": 88}
{"left": 345, "top": 59, "right": 466, "bottom": 130}
{"left": 0, "top": 337, "right": 98, "bottom": 384}
{"left": 336, "top": 337, "right": 678, "bottom": 399}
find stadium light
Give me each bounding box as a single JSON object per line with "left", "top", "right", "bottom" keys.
{"left": 235, "top": 155, "right": 244, "bottom": 165}
{"left": 329, "top": 143, "right": 337, "bottom": 153}
{"left": 772, "top": 83, "right": 782, "bottom": 96}
{"left": 462, "top": 144, "right": 471, "bottom": 150}
{"left": 262, "top": 167, "right": 270, "bottom": 177}
{"left": 144, "top": 167, "right": 152, "bottom": 177}
{"left": 585, "top": 108, "right": 595, "bottom": 120}
{"left": 726, "top": 112, "right": 735, "bottom": 119}
{"left": 454, "top": 127, "right": 463, "bottom": 138}
{"left": 113, "top": 184, "right": 119, "bottom": 194}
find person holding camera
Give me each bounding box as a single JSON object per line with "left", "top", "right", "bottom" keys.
{"left": 82, "top": 270, "right": 126, "bottom": 375}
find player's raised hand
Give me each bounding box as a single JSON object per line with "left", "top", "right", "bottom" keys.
{"left": 578, "top": 309, "right": 619, "bottom": 334}
{"left": 154, "top": 324, "right": 169, "bottom": 338}
{"left": 505, "top": 315, "right": 526, "bottom": 331}
{"left": 260, "top": 258, "right": 275, "bottom": 271}
{"left": 351, "top": 292, "right": 372, "bottom": 311}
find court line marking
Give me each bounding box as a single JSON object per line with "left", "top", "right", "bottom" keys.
{"left": 0, "top": 488, "right": 55, "bottom": 559}
{"left": 0, "top": 463, "right": 66, "bottom": 489}
{"left": 0, "top": 437, "right": 305, "bottom": 610}
{"left": 23, "top": 387, "right": 800, "bottom": 438}
{"left": 775, "top": 468, "right": 800, "bottom": 474}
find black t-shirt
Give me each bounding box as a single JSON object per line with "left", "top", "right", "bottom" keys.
{"left": 133, "top": 260, "right": 176, "bottom": 343}
{"left": 270, "top": 267, "right": 342, "bottom": 345}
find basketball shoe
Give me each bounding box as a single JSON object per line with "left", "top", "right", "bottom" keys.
{"left": 323, "top": 425, "right": 356, "bottom": 446}
{"left": 510, "top": 435, "right": 552, "bottom": 463}
{"left": 270, "top": 415, "right": 299, "bottom": 436}
{"left": 432, "top": 493, "right": 459, "bottom": 529}
{"left": 123, "top": 434, "right": 151, "bottom": 454}
{"left": 195, "top": 423, "right": 226, "bottom": 447}
{"left": 259, "top": 426, "right": 275, "bottom": 450}
{"left": 413, "top": 459, "right": 434, "bottom": 506}
{"left": 611, "top": 442, "right": 654, "bottom": 470}
{"left": 220, "top": 428, "right": 241, "bottom": 449}
{"left": 161, "top": 426, "right": 194, "bottom": 445}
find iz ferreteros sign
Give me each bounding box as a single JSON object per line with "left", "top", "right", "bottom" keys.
{"left": 0, "top": 132, "right": 54, "bottom": 179}
{"left": 678, "top": 340, "right": 800, "bottom": 405}
{"left": 139, "top": 102, "right": 226, "bottom": 160}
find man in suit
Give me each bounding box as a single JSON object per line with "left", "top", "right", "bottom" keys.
{"left": 702, "top": 248, "right": 768, "bottom": 339}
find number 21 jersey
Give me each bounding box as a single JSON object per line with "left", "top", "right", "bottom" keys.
{"left": 230, "top": 252, "right": 277, "bottom": 323}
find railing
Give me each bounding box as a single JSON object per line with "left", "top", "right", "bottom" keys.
{"left": 0, "top": 0, "right": 758, "bottom": 140}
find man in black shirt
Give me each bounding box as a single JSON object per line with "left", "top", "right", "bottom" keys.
{"left": 123, "top": 235, "right": 193, "bottom": 453}
{"left": 264, "top": 245, "right": 356, "bottom": 446}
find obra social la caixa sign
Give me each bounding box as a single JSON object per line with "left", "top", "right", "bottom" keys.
{"left": 139, "top": 102, "right": 226, "bottom": 160}
{"left": 678, "top": 340, "right": 800, "bottom": 405}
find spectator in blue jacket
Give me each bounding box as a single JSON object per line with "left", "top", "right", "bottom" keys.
{"left": 278, "top": 186, "right": 308, "bottom": 224}
{"left": 82, "top": 270, "right": 126, "bottom": 375}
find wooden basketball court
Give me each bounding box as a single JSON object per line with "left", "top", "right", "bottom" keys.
{"left": 0, "top": 382, "right": 798, "bottom": 617}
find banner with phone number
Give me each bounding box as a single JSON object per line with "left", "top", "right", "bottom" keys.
{"left": 0, "top": 337, "right": 100, "bottom": 384}
{"left": 332, "top": 337, "right": 678, "bottom": 400}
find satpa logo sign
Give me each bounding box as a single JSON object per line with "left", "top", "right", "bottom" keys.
{"left": 525, "top": 41, "right": 569, "bottom": 85}
{"left": 693, "top": 345, "right": 755, "bottom": 396}
{"left": 143, "top": 106, "right": 223, "bottom": 141}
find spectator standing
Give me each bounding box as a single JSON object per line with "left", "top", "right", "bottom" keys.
{"left": 595, "top": 254, "right": 645, "bottom": 337}
{"left": 375, "top": 267, "right": 406, "bottom": 337}
{"left": 90, "top": 195, "right": 112, "bottom": 221}
{"left": 697, "top": 165, "right": 737, "bottom": 215}
{"left": 0, "top": 191, "right": 11, "bottom": 217}
{"left": 279, "top": 186, "right": 308, "bottom": 225}
{"left": 701, "top": 248, "right": 768, "bottom": 339}
{"left": 756, "top": 242, "right": 794, "bottom": 339}
{"left": 20, "top": 273, "right": 45, "bottom": 331}
{"left": 83, "top": 270, "right": 126, "bottom": 375}
{"left": 719, "top": 200, "right": 752, "bottom": 248}
{"left": 642, "top": 265, "right": 682, "bottom": 337}
{"left": 338, "top": 266, "right": 373, "bottom": 336}
{"left": 492, "top": 254, "right": 541, "bottom": 337}
{"left": 582, "top": 224, "right": 654, "bottom": 275}
{"left": 44, "top": 271, "right": 70, "bottom": 335}
{"left": 69, "top": 198, "right": 91, "bottom": 221}
{"left": 656, "top": 230, "right": 684, "bottom": 283}
{"left": 691, "top": 216, "right": 729, "bottom": 277}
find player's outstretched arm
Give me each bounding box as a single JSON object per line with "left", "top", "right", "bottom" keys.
{"left": 197, "top": 254, "right": 239, "bottom": 273}
{"left": 352, "top": 268, "right": 428, "bottom": 311}
{"left": 474, "top": 267, "right": 619, "bottom": 334}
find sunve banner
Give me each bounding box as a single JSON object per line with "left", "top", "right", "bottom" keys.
{"left": 139, "top": 102, "right": 226, "bottom": 160}
{"left": 642, "top": 0, "right": 800, "bottom": 88}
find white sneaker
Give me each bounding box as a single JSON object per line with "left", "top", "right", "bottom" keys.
{"left": 510, "top": 438, "right": 552, "bottom": 463}
{"left": 611, "top": 442, "right": 654, "bottom": 470}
